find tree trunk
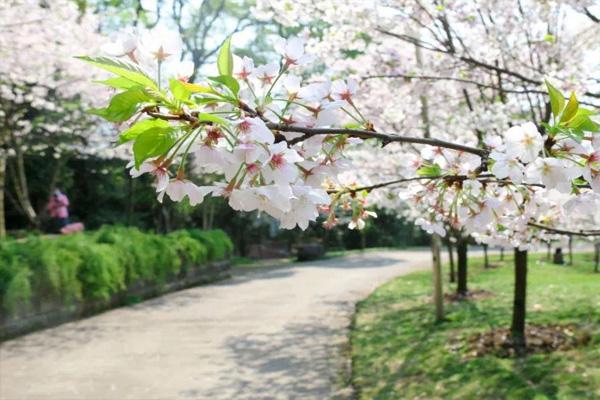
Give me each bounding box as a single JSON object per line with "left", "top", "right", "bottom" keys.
{"left": 126, "top": 175, "right": 134, "bottom": 226}
{"left": 483, "top": 243, "right": 489, "bottom": 269}
{"left": 208, "top": 201, "right": 215, "bottom": 229}
{"left": 568, "top": 235, "right": 573, "bottom": 266}
{"left": 0, "top": 154, "right": 6, "bottom": 239}
{"left": 595, "top": 243, "right": 599, "bottom": 273}
{"left": 500, "top": 247, "right": 504, "bottom": 261}
{"left": 447, "top": 241, "right": 455, "bottom": 283}
{"left": 13, "top": 143, "right": 37, "bottom": 226}
{"left": 546, "top": 242, "right": 551, "bottom": 262}
{"left": 431, "top": 233, "right": 444, "bottom": 322}
{"left": 511, "top": 248, "right": 528, "bottom": 355}
{"left": 457, "top": 237, "right": 468, "bottom": 295}
{"left": 553, "top": 247, "right": 565, "bottom": 265}
{"left": 161, "top": 206, "right": 171, "bottom": 233}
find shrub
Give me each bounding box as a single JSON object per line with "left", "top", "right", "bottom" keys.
{"left": 167, "top": 230, "right": 208, "bottom": 268}
{"left": 0, "top": 226, "right": 233, "bottom": 317}
{"left": 187, "top": 229, "right": 234, "bottom": 261}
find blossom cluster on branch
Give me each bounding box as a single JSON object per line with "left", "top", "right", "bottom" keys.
{"left": 84, "top": 29, "right": 373, "bottom": 230}
{"left": 84, "top": 16, "right": 600, "bottom": 246}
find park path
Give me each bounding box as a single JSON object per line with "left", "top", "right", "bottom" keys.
{"left": 0, "top": 250, "right": 433, "bottom": 400}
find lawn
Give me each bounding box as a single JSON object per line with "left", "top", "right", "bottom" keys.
{"left": 351, "top": 252, "right": 600, "bottom": 400}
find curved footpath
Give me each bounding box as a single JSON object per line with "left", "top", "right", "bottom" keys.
{"left": 0, "top": 250, "right": 433, "bottom": 400}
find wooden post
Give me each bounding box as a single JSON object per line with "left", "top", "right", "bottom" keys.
{"left": 511, "top": 248, "right": 528, "bottom": 355}
{"left": 431, "top": 233, "right": 444, "bottom": 322}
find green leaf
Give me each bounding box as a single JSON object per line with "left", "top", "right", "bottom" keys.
{"left": 76, "top": 56, "right": 158, "bottom": 90}
{"left": 543, "top": 34, "right": 555, "bottom": 44}
{"left": 208, "top": 75, "right": 240, "bottom": 97}
{"left": 133, "top": 127, "right": 176, "bottom": 168}
{"left": 563, "top": 108, "right": 597, "bottom": 129}
{"left": 208, "top": 75, "right": 240, "bottom": 96}
{"left": 545, "top": 80, "right": 564, "bottom": 120}
{"left": 197, "top": 113, "right": 228, "bottom": 125}
{"left": 217, "top": 37, "right": 233, "bottom": 76}
{"left": 560, "top": 92, "right": 579, "bottom": 123}
{"left": 169, "top": 79, "right": 191, "bottom": 102}
{"left": 579, "top": 119, "right": 600, "bottom": 132}
{"left": 417, "top": 163, "right": 442, "bottom": 177}
{"left": 94, "top": 77, "right": 143, "bottom": 90}
{"left": 181, "top": 82, "right": 214, "bottom": 94}
{"left": 119, "top": 119, "right": 173, "bottom": 144}
{"left": 89, "top": 88, "right": 151, "bottom": 122}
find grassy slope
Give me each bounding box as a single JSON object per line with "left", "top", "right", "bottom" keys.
{"left": 351, "top": 253, "right": 600, "bottom": 400}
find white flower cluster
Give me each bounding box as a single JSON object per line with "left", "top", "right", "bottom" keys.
{"left": 98, "top": 28, "right": 368, "bottom": 230}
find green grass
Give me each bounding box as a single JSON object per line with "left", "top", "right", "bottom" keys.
{"left": 351, "top": 252, "right": 600, "bottom": 400}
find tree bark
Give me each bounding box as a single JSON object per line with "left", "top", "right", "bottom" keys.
{"left": 546, "top": 241, "right": 551, "bottom": 262}
{"left": 500, "top": 247, "right": 504, "bottom": 261}
{"left": 0, "top": 154, "right": 6, "bottom": 239}
{"left": 511, "top": 248, "right": 528, "bottom": 355}
{"left": 431, "top": 233, "right": 444, "bottom": 322}
{"left": 12, "top": 142, "right": 37, "bottom": 226}
{"left": 126, "top": 175, "right": 134, "bottom": 226}
{"left": 595, "top": 243, "right": 599, "bottom": 273}
{"left": 568, "top": 235, "right": 573, "bottom": 266}
{"left": 447, "top": 241, "right": 455, "bottom": 283}
{"left": 456, "top": 237, "right": 468, "bottom": 295}
{"left": 483, "top": 243, "right": 489, "bottom": 268}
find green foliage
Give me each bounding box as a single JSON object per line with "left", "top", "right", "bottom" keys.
{"left": 75, "top": 240, "right": 125, "bottom": 301}
{"left": 0, "top": 226, "right": 233, "bottom": 317}
{"left": 544, "top": 82, "right": 599, "bottom": 142}
{"left": 77, "top": 56, "right": 158, "bottom": 90}
{"left": 167, "top": 230, "right": 209, "bottom": 267}
{"left": 197, "top": 113, "right": 228, "bottom": 125}
{"left": 351, "top": 253, "right": 600, "bottom": 399}
{"left": 545, "top": 80, "right": 564, "bottom": 120}
{"left": 208, "top": 75, "right": 240, "bottom": 96}
{"left": 417, "top": 163, "right": 442, "bottom": 177}
{"left": 169, "top": 78, "right": 193, "bottom": 103}
{"left": 132, "top": 124, "right": 177, "bottom": 167}
{"left": 187, "top": 229, "right": 234, "bottom": 261}
{"left": 3, "top": 267, "right": 32, "bottom": 317}
{"left": 119, "top": 119, "right": 174, "bottom": 144}
{"left": 217, "top": 36, "right": 234, "bottom": 76}
{"left": 90, "top": 88, "right": 152, "bottom": 122}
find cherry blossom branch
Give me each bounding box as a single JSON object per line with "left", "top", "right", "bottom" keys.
{"left": 583, "top": 7, "right": 600, "bottom": 23}
{"left": 331, "top": 174, "right": 591, "bottom": 196}
{"left": 528, "top": 222, "right": 600, "bottom": 237}
{"left": 266, "top": 123, "right": 489, "bottom": 156}
{"left": 142, "top": 110, "right": 489, "bottom": 157}
{"left": 377, "top": 28, "right": 600, "bottom": 100}
{"left": 328, "top": 176, "right": 443, "bottom": 194}
{"left": 361, "top": 74, "right": 600, "bottom": 108}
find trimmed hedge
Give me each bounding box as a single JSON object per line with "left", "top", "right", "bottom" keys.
{"left": 0, "top": 226, "right": 233, "bottom": 318}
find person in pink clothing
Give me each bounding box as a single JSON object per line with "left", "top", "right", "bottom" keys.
{"left": 47, "top": 189, "right": 70, "bottom": 233}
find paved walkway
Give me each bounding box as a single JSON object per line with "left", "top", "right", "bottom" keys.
{"left": 0, "top": 250, "right": 432, "bottom": 400}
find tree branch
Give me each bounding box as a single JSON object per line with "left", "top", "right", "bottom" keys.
{"left": 267, "top": 123, "right": 488, "bottom": 156}
{"left": 528, "top": 222, "right": 600, "bottom": 237}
